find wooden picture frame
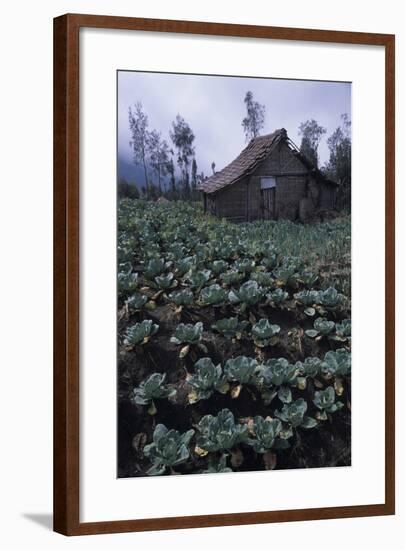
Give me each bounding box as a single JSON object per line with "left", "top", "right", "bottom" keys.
{"left": 53, "top": 13, "right": 395, "bottom": 536}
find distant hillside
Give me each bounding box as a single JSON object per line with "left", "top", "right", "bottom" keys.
{"left": 117, "top": 157, "right": 146, "bottom": 188}
{"left": 117, "top": 156, "right": 170, "bottom": 191}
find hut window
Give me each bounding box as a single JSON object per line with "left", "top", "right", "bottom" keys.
{"left": 260, "top": 177, "right": 276, "bottom": 190}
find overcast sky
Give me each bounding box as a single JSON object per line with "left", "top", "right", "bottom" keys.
{"left": 118, "top": 70, "right": 351, "bottom": 177}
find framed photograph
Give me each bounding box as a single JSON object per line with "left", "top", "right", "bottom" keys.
{"left": 53, "top": 14, "right": 395, "bottom": 535}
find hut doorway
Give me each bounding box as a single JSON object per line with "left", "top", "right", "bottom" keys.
{"left": 261, "top": 177, "right": 276, "bottom": 220}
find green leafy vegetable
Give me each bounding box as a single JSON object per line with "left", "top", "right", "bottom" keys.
{"left": 313, "top": 386, "right": 344, "bottom": 417}
{"left": 305, "top": 317, "right": 335, "bottom": 338}
{"left": 228, "top": 280, "right": 265, "bottom": 308}
{"left": 188, "top": 358, "right": 229, "bottom": 402}
{"left": 247, "top": 416, "right": 283, "bottom": 453}
{"left": 202, "top": 454, "right": 232, "bottom": 473}
{"left": 155, "top": 272, "right": 175, "bottom": 289}
{"left": 170, "top": 322, "right": 203, "bottom": 345}
{"left": 212, "top": 317, "right": 248, "bottom": 339}
{"left": 321, "top": 349, "right": 351, "bottom": 377}
{"left": 200, "top": 284, "right": 227, "bottom": 306}
{"left": 168, "top": 288, "right": 194, "bottom": 306}
{"left": 250, "top": 271, "right": 274, "bottom": 288}
{"left": 224, "top": 356, "right": 259, "bottom": 385}
{"left": 268, "top": 288, "right": 289, "bottom": 305}
{"left": 118, "top": 272, "right": 138, "bottom": 294}
{"left": 144, "top": 258, "right": 166, "bottom": 279}
{"left": 126, "top": 292, "right": 148, "bottom": 312}
{"left": 144, "top": 424, "right": 194, "bottom": 475}
{"left": 186, "top": 269, "right": 212, "bottom": 289}
{"left": 133, "top": 373, "right": 175, "bottom": 405}
{"left": 220, "top": 270, "right": 243, "bottom": 285}
{"left": 196, "top": 409, "right": 249, "bottom": 452}
{"left": 124, "top": 320, "right": 159, "bottom": 346}
{"left": 251, "top": 319, "right": 281, "bottom": 347}
{"left": 275, "top": 398, "right": 317, "bottom": 429}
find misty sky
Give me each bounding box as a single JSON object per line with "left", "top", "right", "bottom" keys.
{"left": 118, "top": 70, "right": 351, "bottom": 177}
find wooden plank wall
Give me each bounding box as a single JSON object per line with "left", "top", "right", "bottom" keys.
{"left": 248, "top": 141, "right": 309, "bottom": 220}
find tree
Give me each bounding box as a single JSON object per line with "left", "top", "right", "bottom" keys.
{"left": 191, "top": 158, "right": 198, "bottom": 192}
{"left": 148, "top": 129, "right": 170, "bottom": 195}
{"left": 298, "top": 119, "right": 326, "bottom": 168}
{"left": 211, "top": 161, "right": 216, "bottom": 175}
{"left": 242, "top": 91, "right": 265, "bottom": 141}
{"left": 170, "top": 115, "right": 195, "bottom": 199}
{"left": 128, "top": 102, "right": 150, "bottom": 195}
{"left": 167, "top": 156, "right": 176, "bottom": 197}
{"left": 117, "top": 178, "right": 140, "bottom": 200}
{"left": 324, "top": 114, "right": 351, "bottom": 210}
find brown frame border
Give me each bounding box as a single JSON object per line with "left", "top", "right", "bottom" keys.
{"left": 53, "top": 13, "right": 395, "bottom": 536}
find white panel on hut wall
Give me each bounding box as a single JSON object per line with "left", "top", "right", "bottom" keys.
{"left": 261, "top": 177, "right": 277, "bottom": 189}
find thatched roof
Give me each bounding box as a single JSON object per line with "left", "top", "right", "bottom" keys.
{"left": 199, "top": 128, "right": 336, "bottom": 194}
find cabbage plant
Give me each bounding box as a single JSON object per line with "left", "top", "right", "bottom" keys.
{"left": 144, "top": 258, "right": 166, "bottom": 279}
{"left": 247, "top": 416, "right": 283, "bottom": 453}
{"left": 155, "top": 272, "right": 175, "bottom": 290}
{"left": 170, "top": 322, "right": 203, "bottom": 345}
{"left": 124, "top": 320, "right": 159, "bottom": 346}
{"left": 118, "top": 271, "right": 138, "bottom": 294}
{"left": 313, "top": 386, "right": 344, "bottom": 418}
{"left": 214, "top": 242, "right": 235, "bottom": 260}
{"left": 175, "top": 256, "right": 196, "bottom": 276}
{"left": 256, "top": 358, "right": 299, "bottom": 404}
{"left": 250, "top": 271, "right": 274, "bottom": 288}
{"left": 167, "top": 242, "right": 185, "bottom": 262}
{"left": 144, "top": 424, "right": 195, "bottom": 475}
{"left": 299, "top": 271, "right": 318, "bottom": 287}
{"left": 294, "top": 289, "right": 320, "bottom": 306}
{"left": 196, "top": 409, "right": 249, "bottom": 452}
{"left": 234, "top": 258, "right": 256, "bottom": 273}
{"left": 275, "top": 398, "right": 317, "bottom": 429}
{"left": 224, "top": 356, "right": 259, "bottom": 385}
{"left": 168, "top": 288, "right": 194, "bottom": 307}
{"left": 261, "top": 253, "right": 278, "bottom": 269}
{"left": 202, "top": 454, "right": 232, "bottom": 474}
{"left": 305, "top": 317, "right": 335, "bottom": 338}
{"left": 212, "top": 317, "right": 248, "bottom": 339}
{"left": 268, "top": 288, "right": 289, "bottom": 305}
{"left": 200, "top": 284, "right": 227, "bottom": 306}
{"left": 187, "top": 358, "right": 229, "bottom": 403}
{"left": 273, "top": 265, "right": 298, "bottom": 287}
{"left": 257, "top": 358, "right": 299, "bottom": 387}
{"left": 297, "top": 356, "right": 322, "bottom": 378}
{"left": 211, "top": 259, "right": 228, "bottom": 275}
{"left": 126, "top": 292, "right": 148, "bottom": 312}
{"left": 332, "top": 319, "right": 351, "bottom": 341}
{"left": 186, "top": 269, "right": 212, "bottom": 289}
{"left": 220, "top": 270, "right": 243, "bottom": 285}
{"left": 228, "top": 280, "right": 265, "bottom": 310}
{"left": 319, "top": 287, "right": 343, "bottom": 308}
{"left": 133, "top": 372, "right": 175, "bottom": 406}
{"left": 321, "top": 349, "right": 351, "bottom": 377}
{"left": 251, "top": 319, "right": 280, "bottom": 347}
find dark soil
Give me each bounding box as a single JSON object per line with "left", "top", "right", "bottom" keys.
{"left": 118, "top": 299, "right": 351, "bottom": 478}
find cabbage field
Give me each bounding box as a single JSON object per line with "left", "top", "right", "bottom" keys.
{"left": 117, "top": 199, "right": 351, "bottom": 477}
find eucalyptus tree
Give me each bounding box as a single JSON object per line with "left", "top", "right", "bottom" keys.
{"left": 128, "top": 102, "right": 150, "bottom": 196}
{"left": 148, "top": 129, "right": 170, "bottom": 195}
{"left": 170, "top": 115, "right": 195, "bottom": 198}
{"left": 242, "top": 91, "right": 265, "bottom": 141}
{"left": 298, "top": 119, "right": 326, "bottom": 168}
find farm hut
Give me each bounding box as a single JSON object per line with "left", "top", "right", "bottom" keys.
{"left": 198, "top": 128, "right": 337, "bottom": 223}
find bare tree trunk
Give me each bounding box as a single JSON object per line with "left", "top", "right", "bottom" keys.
{"left": 142, "top": 157, "right": 149, "bottom": 197}
{"left": 158, "top": 166, "right": 161, "bottom": 195}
